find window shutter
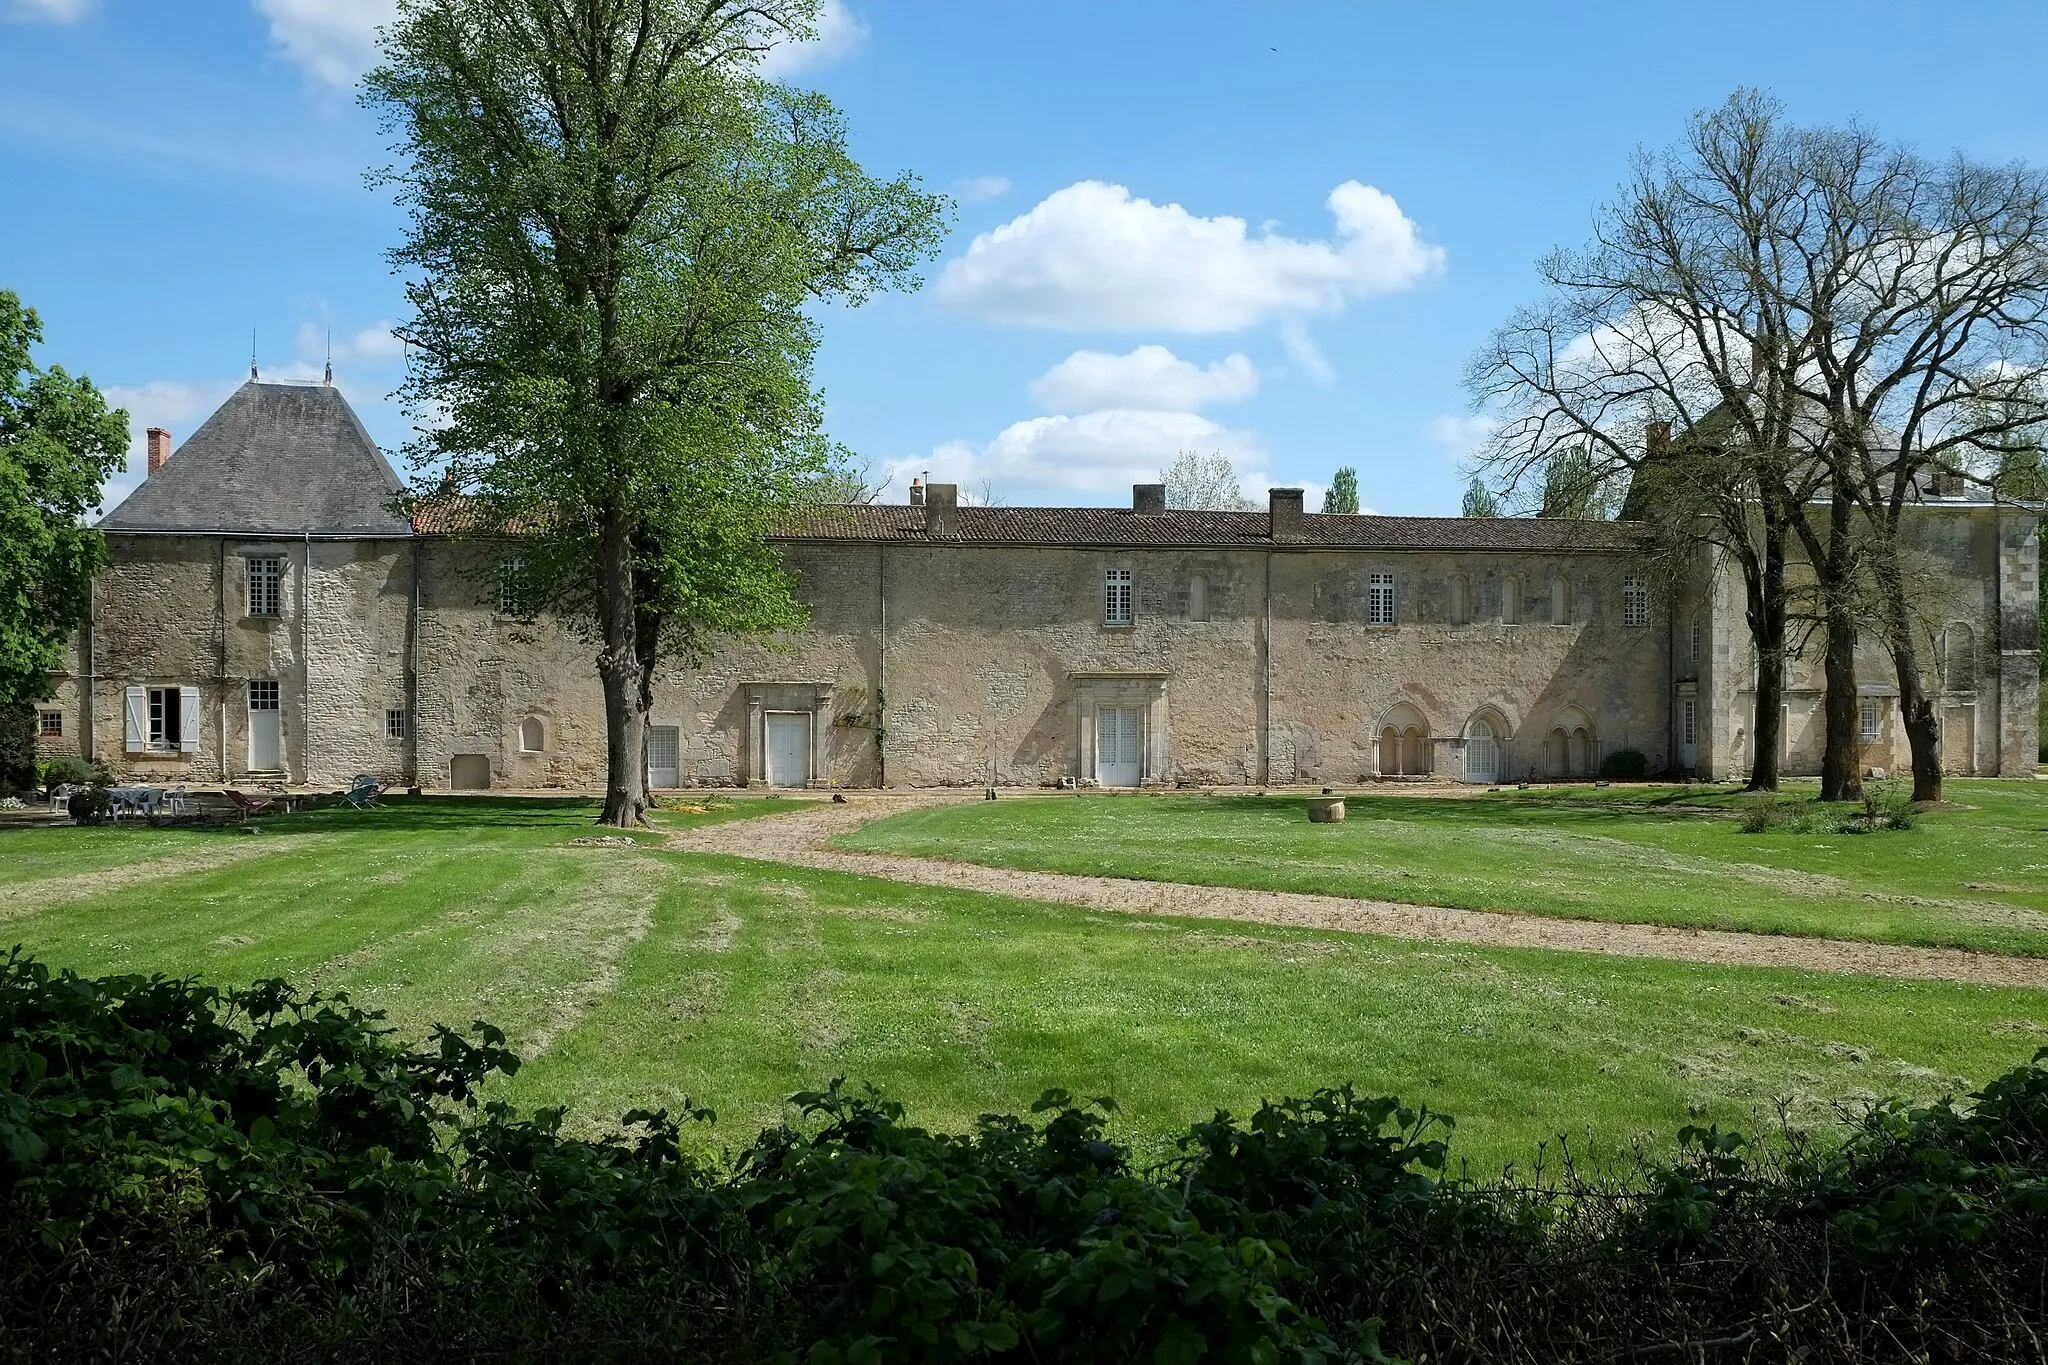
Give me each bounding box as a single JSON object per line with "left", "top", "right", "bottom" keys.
{"left": 124, "top": 686, "right": 146, "bottom": 752}
{"left": 179, "top": 687, "right": 201, "bottom": 753}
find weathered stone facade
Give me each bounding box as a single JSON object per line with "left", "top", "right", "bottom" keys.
{"left": 44, "top": 382, "right": 2040, "bottom": 790}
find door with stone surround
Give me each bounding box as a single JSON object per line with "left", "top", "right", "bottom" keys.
{"left": 766, "top": 712, "right": 811, "bottom": 787}
{"left": 248, "top": 680, "right": 281, "bottom": 772}
{"left": 1095, "top": 706, "right": 1143, "bottom": 786}
{"left": 648, "top": 726, "right": 680, "bottom": 788}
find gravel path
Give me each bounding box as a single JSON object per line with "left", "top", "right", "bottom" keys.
{"left": 668, "top": 793, "right": 2048, "bottom": 989}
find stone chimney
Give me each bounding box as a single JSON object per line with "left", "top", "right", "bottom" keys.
{"left": 146, "top": 428, "right": 172, "bottom": 477}
{"left": 1132, "top": 482, "right": 1166, "bottom": 514}
{"left": 1268, "top": 487, "right": 1305, "bottom": 542}
{"left": 924, "top": 482, "right": 959, "bottom": 538}
{"left": 908, "top": 477, "right": 924, "bottom": 506}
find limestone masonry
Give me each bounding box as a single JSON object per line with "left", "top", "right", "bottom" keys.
{"left": 40, "top": 381, "right": 2040, "bottom": 791}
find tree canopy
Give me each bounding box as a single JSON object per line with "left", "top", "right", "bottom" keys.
{"left": 1322, "top": 467, "right": 1359, "bottom": 514}
{"left": 0, "top": 291, "right": 127, "bottom": 714}
{"left": 1161, "top": 449, "right": 1253, "bottom": 510}
{"left": 368, "top": 0, "right": 947, "bottom": 824}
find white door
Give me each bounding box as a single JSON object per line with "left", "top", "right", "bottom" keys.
{"left": 1095, "top": 706, "right": 1143, "bottom": 786}
{"left": 766, "top": 712, "right": 811, "bottom": 787}
{"left": 248, "top": 680, "right": 281, "bottom": 771}
{"left": 1464, "top": 727, "right": 1498, "bottom": 784}
{"left": 648, "top": 726, "right": 680, "bottom": 788}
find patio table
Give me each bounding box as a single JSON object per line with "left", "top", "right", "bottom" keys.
{"left": 107, "top": 787, "right": 164, "bottom": 821}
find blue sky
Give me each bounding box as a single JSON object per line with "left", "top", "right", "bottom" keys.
{"left": 6, "top": 1, "right": 2047, "bottom": 516}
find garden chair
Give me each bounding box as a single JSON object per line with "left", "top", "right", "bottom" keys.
{"left": 162, "top": 786, "right": 190, "bottom": 816}
{"left": 224, "top": 789, "right": 278, "bottom": 818}
{"left": 46, "top": 783, "right": 76, "bottom": 814}
{"left": 342, "top": 775, "right": 381, "bottom": 809}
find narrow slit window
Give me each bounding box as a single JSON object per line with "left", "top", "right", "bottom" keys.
{"left": 1367, "top": 573, "right": 1396, "bottom": 626}
{"left": 246, "top": 556, "right": 282, "bottom": 617}
{"left": 1188, "top": 572, "right": 1208, "bottom": 622}
{"left": 1688, "top": 620, "right": 1702, "bottom": 667}
{"left": 1449, "top": 575, "right": 1470, "bottom": 626}
{"left": 1550, "top": 575, "right": 1572, "bottom": 625}
{"left": 1104, "top": 568, "right": 1133, "bottom": 626}
{"left": 1621, "top": 576, "right": 1648, "bottom": 628}
{"left": 1502, "top": 576, "right": 1520, "bottom": 624}
{"left": 1680, "top": 698, "right": 1697, "bottom": 746}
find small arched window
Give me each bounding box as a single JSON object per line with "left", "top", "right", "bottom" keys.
{"left": 520, "top": 717, "right": 545, "bottom": 752}
{"left": 1550, "top": 575, "right": 1572, "bottom": 625}
{"left": 1449, "top": 574, "right": 1471, "bottom": 626}
{"left": 1189, "top": 572, "right": 1209, "bottom": 622}
{"left": 1501, "top": 576, "right": 1520, "bottom": 624}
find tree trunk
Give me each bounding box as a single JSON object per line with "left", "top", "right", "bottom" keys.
{"left": 596, "top": 505, "right": 652, "bottom": 827}
{"left": 1869, "top": 547, "right": 1943, "bottom": 802}
{"left": 1745, "top": 525, "right": 1787, "bottom": 792}
{"left": 635, "top": 600, "right": 664, "bottom": 807}
{"left": 1808, "top": 477, "right": 1862, "bottom": 803}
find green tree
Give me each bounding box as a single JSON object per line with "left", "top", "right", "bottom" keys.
{"left": 1322, "top": 466, "right": 1359, "bottom": 514}
{"left": 369, "top": 0, "right": 947, "bottom": 826}
{"left": 1460, "top": 476, "right": 1498, "bottom": 518}
{"left": 0, "top": 292, "right": 127, "bottom": 741}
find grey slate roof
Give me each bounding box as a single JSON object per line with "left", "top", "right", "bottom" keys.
{"left": 99, "top": 382, "right": 409, "bottom": 535}
{"left": 780, "top": 505, "right": 1646, "bottom": 552}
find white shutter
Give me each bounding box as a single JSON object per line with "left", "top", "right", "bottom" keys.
{"left": 124, "top": 686, "right": 146, "bottom": 752}
{"left": 179, "top": 686, "right": 201, "bottom": 753}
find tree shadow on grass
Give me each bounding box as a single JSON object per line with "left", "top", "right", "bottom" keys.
{"left": 1169, "top": 791, "right": 1742, "bottom": 832}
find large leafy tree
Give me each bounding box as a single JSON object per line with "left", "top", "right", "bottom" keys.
{"left": 368, "top": 0, "right": 946, "bottom": 825}
{"left": 0, "top": 291, "right": 127, "bottom": 721}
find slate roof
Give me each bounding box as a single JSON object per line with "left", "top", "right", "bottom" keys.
{"left": 99, "top": 382, "right": 409, "bottom": 536}
{"left": 778, "top": 505, "right": 1646, "bottom": 552}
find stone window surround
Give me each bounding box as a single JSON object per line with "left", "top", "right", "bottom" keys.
{"left": 742, "top": 680, "right": 835, "bottom": 788}
{"left": 1071, "top": 671, "right": 1168, "bottom": 786}
{"left": 38, "top": 709, "right": 62, "bottom": 738}
{"left": 238, "top": 547, "right": 292, "bottom": 622}
{"left": 1103, "top": 566, "right": 1134, "bottom": 628}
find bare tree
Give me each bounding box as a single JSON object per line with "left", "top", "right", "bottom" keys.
{"left": 1470, "top": 90, "right": 2048, "bottom": 801}
{"left": 1161, "top": 449, "right": 1254, "bottom": 510}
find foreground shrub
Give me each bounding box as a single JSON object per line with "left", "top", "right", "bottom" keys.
{"left": 1596, "top": 747, "right": 1648, "bottom": 780}
{"left": 4, "top": 949, "right": 2047, "bottom": 1362}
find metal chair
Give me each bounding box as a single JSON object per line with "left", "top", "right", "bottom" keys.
{"left": 342, "top": 775, "right": 381, "bottom": 809}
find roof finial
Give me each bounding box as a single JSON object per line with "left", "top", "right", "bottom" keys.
{"left": 324, "top": 328, "right": 333, "bottom": 385}
{"left": 250, "top": 326, "right": 259, "bottom": 381}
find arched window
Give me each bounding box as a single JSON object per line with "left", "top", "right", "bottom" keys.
{"left": 1188, "top": 572, "right": 1209, "bottom": 622}
{"left": 1501, "top": 576, "right": 1521, "bottom": 624}
{"left": 520, "top": 717, "right": 545, "bottom": 752}
{"left": 1379, "top": 726, "right": 1401, "bottom": 775}
{"left": 1550, "top": 575, "right": 1572, "bottom": 625}
{"left": 1465, "top": 720, "right": 1500, "bottom": 783}
{"left": 1572, "top": 726, "right": 1593, "bottom": 775}
{"left": 1449, "top": 574, "right": 1471, "bottom": 626}
{"left": 1546, "top": 727, "right": 1570, "bottom": 777}
{"left": 1403, "top": 726, "right": 1430, "bottom": 774}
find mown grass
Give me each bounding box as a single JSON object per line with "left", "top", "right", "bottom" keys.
{"left": 835, "top": 780, "right": 2048, "bottom": 957}
{"left": 4, "top": 794, "right": 2045, "bottom": 1170}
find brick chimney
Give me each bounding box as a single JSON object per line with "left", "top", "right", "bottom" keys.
{"left": 1132, "top": 482, "right": 1166, "bottom": 514}
{"left": 908, "top": 477, "right": 924, "bottom": 506}
{"left": 146, "top": 427, "right": 172, "bottom": 477}
{"left": 924, "top": 482, "right": 959, "bottom": 538}
{"left": 1268, "top": 487, "right": 1305, "bottom": 542}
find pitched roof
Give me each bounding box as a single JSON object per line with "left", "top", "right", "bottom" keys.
{"left": 99, "top": 382, "right": 409, "bottom": 535}
{"left": 779, "top": 504, "right": 1646, "bottom": 552}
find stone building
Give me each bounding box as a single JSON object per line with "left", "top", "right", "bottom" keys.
{"left": 36, "top": 379, "right": 2040, "bottom": 790}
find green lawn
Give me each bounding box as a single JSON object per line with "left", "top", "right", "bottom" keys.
{"left": 4, "top": 795, "right": 2045, "bottom": 1171}
{"left": 835, "top": 781, "right": 2048, "bottom": 957}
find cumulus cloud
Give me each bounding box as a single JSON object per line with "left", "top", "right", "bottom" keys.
{"left": 937, "top": 179, "right": 1443, "bottom": 332}
{"left": 7, "top": 0, "right": 91, "bottom": 22}
{"left": 758, "top": 0, "right": 866, "bottom": 77}
{"left": 96, "top": 378, "right": 243, "bottom": 516}
{"left": 885, "top": 409, "right": 1268, "bottom": 506}
{"left": 1429, "top": 413, "right": 1500, "bottom": 467}
{"left": 1029, "top": 345, "right": 1256, "bottom": 415}
{"left": 954, "top": 174, "right": 1010, "bottom": 202}
{"left": 295, "top": 319, "right": 405, "bottom": 365}
{"left": 253, "top": 0, "right": 396, "bottom": 88}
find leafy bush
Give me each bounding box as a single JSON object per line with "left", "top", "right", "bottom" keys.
{"left": 4, "top": 949, "right": 2047, "bottom": 1362}
{"left": 38, "top": 755, "right": 93, "bottom": 790}
{"left": 65, "top": 784, "right": 113, "bottom": 825}
{"left": 1597, "top": 747, "right": 1648, "bottom": 780}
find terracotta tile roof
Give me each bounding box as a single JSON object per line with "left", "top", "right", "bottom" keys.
{"left": 779, "top": 505, "right": 1647, "bottom": 552}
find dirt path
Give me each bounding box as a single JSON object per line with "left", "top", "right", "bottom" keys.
{"left": 668, "top": 794, "right": 2048, "bottom": 989}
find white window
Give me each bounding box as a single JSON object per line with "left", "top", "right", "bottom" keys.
{"left": 1859, "top": 697, "right": 1881, "bottom": 741}
{"left": 1688, "top": 620, "right": 1702, "bottom": 667}
{"left": 385, "top": 708, "right": 410, "bottom": 739}
{"left": 1622, "top": 576, "right": 1648, "bottom": 628}
{"left": 246, "top": 556, "right": 282, "bottom": 617}
{"left": 38, "top": 709, "right": 61, "bottom": 737}
{"left": 1501, "top": 576, "right": 1520, "bottom": 625}
{"left": 520, "top": 717, "right": 545, "bottom": 752}
{"left": 1188, "top": 572, "right": 1208, "bottom": 622}
{"left": 1465, "top": 722, "right": 1499, "bottom": 783}
{"left": 1680, "top": 697, "right": 1697, "bottom": 746}
{"left": 1104, "top": 568, "right": 1133, "bottom": 626}
{"left": 1449, "top": 575, "right": 1471, "bottom": 627}
{"left": 128, "top": 685, "right": 199, "bottom": 754}
{"left": 499, "top": 556, "right": 529, "bottom": 615}
{"left": 1367, "top": 572, "right": 1396, "bottom": 626}
{"left": 1550, "top": 575, "right": 1572, "bottom": 625}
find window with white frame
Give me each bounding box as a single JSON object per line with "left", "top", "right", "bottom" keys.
{"left": 385, "top": 708, "right": 410, "bottom": 739}
{"left": 1687, "top": 619, "right": 1701, "bottom": 667}
{"left": 149, "top": 687, "right": 183, "bottom": 750}
{"left": 38, "top": 709, "right": 61, "bottom": 738}
{"left": 499, "top": 556, "right": 529, "bottom": 616}
{"left": 1858, "top": 696, "right": 1881, "bottom": 741}
{"left": 1680, "top": 697, "right": 1696, "bottom": 746}
{"left": 1621, "top": 576, "right": 1648, "bottom": 627}
{"left": 246, "top": 556, "right": 282, "bottom": 617}
{"left": 1367, "top": 573, "right": 1396, "bottom": 626}
{"left": 1103, "top": 568, "right": 1133, "bottom": 626}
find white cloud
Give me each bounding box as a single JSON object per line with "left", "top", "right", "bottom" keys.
{"left": 1030, "top": 345, "right": 1256, "bottom": 415}
{"left": 937, "top": 178, "right": 1443, "bottom": 332}
{"left": 758, "top": 0, "right": 866, "bottom": 77}
{"left": 96, "top": 379, "right": 242, "bottom": 515}
{"left": 294, "top": 319, "right": 404, "bottom": 365}
{"left": 1278, "top": 321, "right": 1334, "bottom": 385}
{"left": 1429, "top": 413, "right": 1500, "bottom": 466}
{"left": 7, "top": 0, "right": 90, "bottom": 22}
{"left": 886, "top": 409, "right": 1268, "bottom": 506}
{"left": 253, "top": 0, "right": 395, "bottom": 88}
{"left": 955, "top": 174, "right": 1010, "bottom": 203}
